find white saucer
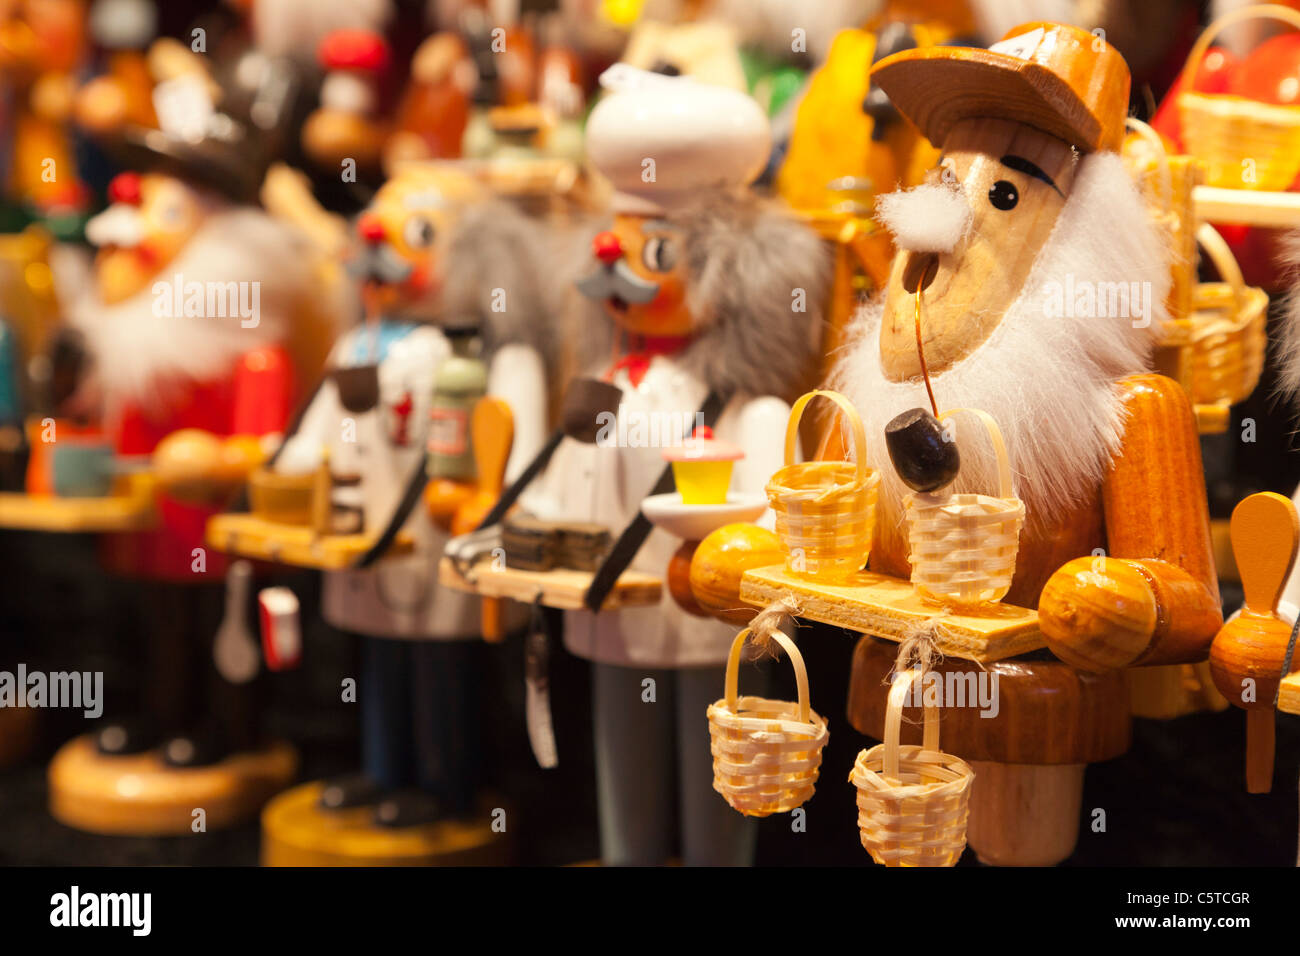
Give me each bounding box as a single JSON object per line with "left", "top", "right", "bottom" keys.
{"left": 640, "top": 492, "right": 768, "bottom": 540}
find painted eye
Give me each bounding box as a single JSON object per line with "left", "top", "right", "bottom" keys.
{"left": 403, "top": 216, "right": 436, "bottom": 249}
{"left": 642, "top": 236, "right": 677, "bottom": 272}
{"left": 158, "top": 201, "right": 187, "bottom": 228}
{"left": 988, "top": 180, "right": 1019, "bottom": 211}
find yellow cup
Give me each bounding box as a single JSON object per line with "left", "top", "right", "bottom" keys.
{"left": 672, "top": 460, "right": 734, "bottom": 505}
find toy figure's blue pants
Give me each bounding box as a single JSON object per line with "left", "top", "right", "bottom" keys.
{"left": 359, "top": 636, "right": 479, "bottom": 814}
{"left": 593, "top": 662, "right": 761, "bottom": 866}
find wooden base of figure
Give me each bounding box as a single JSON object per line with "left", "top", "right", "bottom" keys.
{"left": 260, "top": 781, "right": 510, "bottom": 866}
{"left": 0, "top": 705, "right": 38, "bottom": 768}
{"left": 847, "top": 636, "right": 1130, "bottom": 867}
{"left": 47, "top": 734, "right": 297, "bottom": 835}
{"left": 966, "top": 762, "right": 1085, "bottom": 867}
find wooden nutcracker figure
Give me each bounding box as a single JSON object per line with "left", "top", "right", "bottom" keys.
{"left": 47, "top": 73, "right": 341, "bottom": 834}
{"left": 521, "top": 66, "right": 829, "bottom": 866}
{"left": 696, "top": 22, "right": 1222, "bottom": 866}
{"left": 259, "top": 162, "right": 553, "bottom": 862}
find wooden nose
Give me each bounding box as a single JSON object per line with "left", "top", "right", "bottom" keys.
{"left": 902, "top": 252, "right": 938, "bottom": 294}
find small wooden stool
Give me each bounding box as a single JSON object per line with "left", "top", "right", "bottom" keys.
{"left": 848, "top": 636, "right": 1130, "bottom": 866}
{"left": 48, "top": 734, "right": 297, "bottom": 835}
{"left": 261, "top": 781, "right": 511, "bottom": 866}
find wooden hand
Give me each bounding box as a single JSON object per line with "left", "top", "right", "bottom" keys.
{"left": 1039, "top": 375, "right": 1221, "bottom": 671}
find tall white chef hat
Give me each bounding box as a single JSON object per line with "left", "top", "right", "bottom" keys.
{"left": 585, "top": 65, "right": 772, "bottom": 216}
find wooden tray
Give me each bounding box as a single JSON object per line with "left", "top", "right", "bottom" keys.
{"left": 439, "top": 556, "right": 661, "bottom": 611}
{"left": 739, "top": 564, "right": 1043, "bottom": 663}
{"left": 1278, "top": 671, "right": 1300, "bottom": 716}
{"left": 206, "top": 513, "right": 414, "bottom": 571}
{"left": 0, "top": 473, "right": 157, "bottom": 532}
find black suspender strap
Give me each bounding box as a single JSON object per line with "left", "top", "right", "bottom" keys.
{"left": 583, "top": 390, "right": 725, "bottom": 612}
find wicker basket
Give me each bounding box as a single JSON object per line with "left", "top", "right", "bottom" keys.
{"left": 906, "top": 408, "right": 1024, "bottom": 608}
{"left": 766, "top": 389, "right": 878, "bottom": 581}
{"left": 1186, "top": 223, "right": 1268, "bottom": 410}
{"left": 707, "top": 627, "right": 830, "bottom": 817}
{"left": 850, "top": 668, "right": 974, "bottom": 867}
{"left": 1178, "top": 5, "right": 1300, "bottom": 191}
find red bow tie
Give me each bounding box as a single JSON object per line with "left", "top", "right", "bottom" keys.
{"left": 605, "top": 335, "right": 691, "bottom": 388}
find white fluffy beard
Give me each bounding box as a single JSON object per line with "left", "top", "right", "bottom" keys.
{"left": 69, "top": 207, "right": 317, "bottom": 410}
{"left": 833, "top": 151, "right": 1170, "bottom": 547}
{"left": 252, "top": 0, "right": 393, "bottom": 64}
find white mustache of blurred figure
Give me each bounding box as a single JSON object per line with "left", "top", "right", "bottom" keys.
{"left": 875, "top": 183, "right": 973, "bottom": 254}
{"left": 85, "top": 204, "right": 145, "bottom": 250}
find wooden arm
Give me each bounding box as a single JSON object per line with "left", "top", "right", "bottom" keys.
{"left": 1039, "top": 374, "right": 1221, "bottom": 671}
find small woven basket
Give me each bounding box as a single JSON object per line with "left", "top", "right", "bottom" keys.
{"left": 707, "top": 627, "right": 829, "bottom": 817}
{"left": 906, "top": 408, "right": 1024, "bottom": 608}
{"left": 1178, "top": 5, "right": 1300, "bottom": 191}
{"left": 850, "top": 668, "right": 974, "bottom": 867}
{"left": 766, "top": 389, "right": 878, "bottom": 581}
{"left": 1186, "top": 223, "right": 1268, "bottom": 409}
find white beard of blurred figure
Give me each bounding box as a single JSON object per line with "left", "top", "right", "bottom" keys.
{"left": 968, "top": 0, "right": 1080, "bottom": 45}
{"left": 708, "top": 0, "right": 882, "bottom": 61}
{"left": 252, "top": 0, "right": 394, "bottom": 66}
{"left": 833, "top": 151, "right": 1169, "bottom": 560}
{"left": 69, "top": 207, "right": 323, "bottom": 414}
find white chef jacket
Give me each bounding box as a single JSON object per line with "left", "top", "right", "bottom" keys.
{"left": 278, "top": 321, "right": 547, "bottom": 640}
{"left": 523, "top": 354, "right": 791, "bottom": 668}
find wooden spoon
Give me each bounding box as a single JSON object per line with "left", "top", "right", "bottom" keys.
{"left": 452, "top": 397, "right": 514, "bottom": 641}
{"left": 1209, "top": 492, "right": 1300, "bottom": 793}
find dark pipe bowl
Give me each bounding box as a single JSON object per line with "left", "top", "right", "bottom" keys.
{"left": 884, "top": 407, "right": 960, "bottom": 493}
{"left": 562, "top": 378, "right": 624, "bottom": 444}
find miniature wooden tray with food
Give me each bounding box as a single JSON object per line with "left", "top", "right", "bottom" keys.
{"left": 438, "top": 556, "right": 661, "bottom": 611}
{"left": 0, "top": 472, "right": 158, "bottom": 533}
{"left": 206, "top": 513, "right": 415, "bottom": 571}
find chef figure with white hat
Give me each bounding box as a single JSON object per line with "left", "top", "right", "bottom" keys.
{"left": 524, "top": 65, "right": 829, "bottom": 866}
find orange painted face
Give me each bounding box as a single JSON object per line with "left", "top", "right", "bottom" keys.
{"left": 351, "top": 165, "right": 483, "bottom": 317}
{"left": 93, "top": 173, "right": 205, "bottom": 305}
{"left": 579, "top": 213, "right": 694, "bottom": 338}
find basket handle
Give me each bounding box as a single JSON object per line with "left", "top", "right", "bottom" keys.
{"left": 1124, "top": 116, "right": 1173, "bottom": 213}
{"left": 1180, "top": 3, "right": 1300, "bottom": 94}
{"left": 784, "top": 389, "right": 867, "bottom": 486}
{"left": 936, "top": 407, "right": 1014, "bottom": 499}
{"left": 1196, "top": 222, "right": 1248, "bottom": 315}
{"left": 724, "top": 627, "right": 811, "bottom": 725}
{"left": 883, "top": 668, "right": 940, "bottom": 780}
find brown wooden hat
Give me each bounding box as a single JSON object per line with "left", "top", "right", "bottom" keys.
{"left": 870, "top": 22, "right": 1131, "bottom": 154}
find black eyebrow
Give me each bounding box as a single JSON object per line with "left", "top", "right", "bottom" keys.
{"left": 1000, "top": 155, "right": 1063, "bottom": 196}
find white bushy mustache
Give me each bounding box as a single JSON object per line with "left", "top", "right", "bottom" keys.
{"left": 875, "top": 183, "right": 973, "bottom": 254}
{"left": 85, "top": 205, "right": 145, "bottom": 249}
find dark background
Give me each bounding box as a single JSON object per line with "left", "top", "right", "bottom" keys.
{"left": 5, "top": 0, "right": 1300, "bottom": 866}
